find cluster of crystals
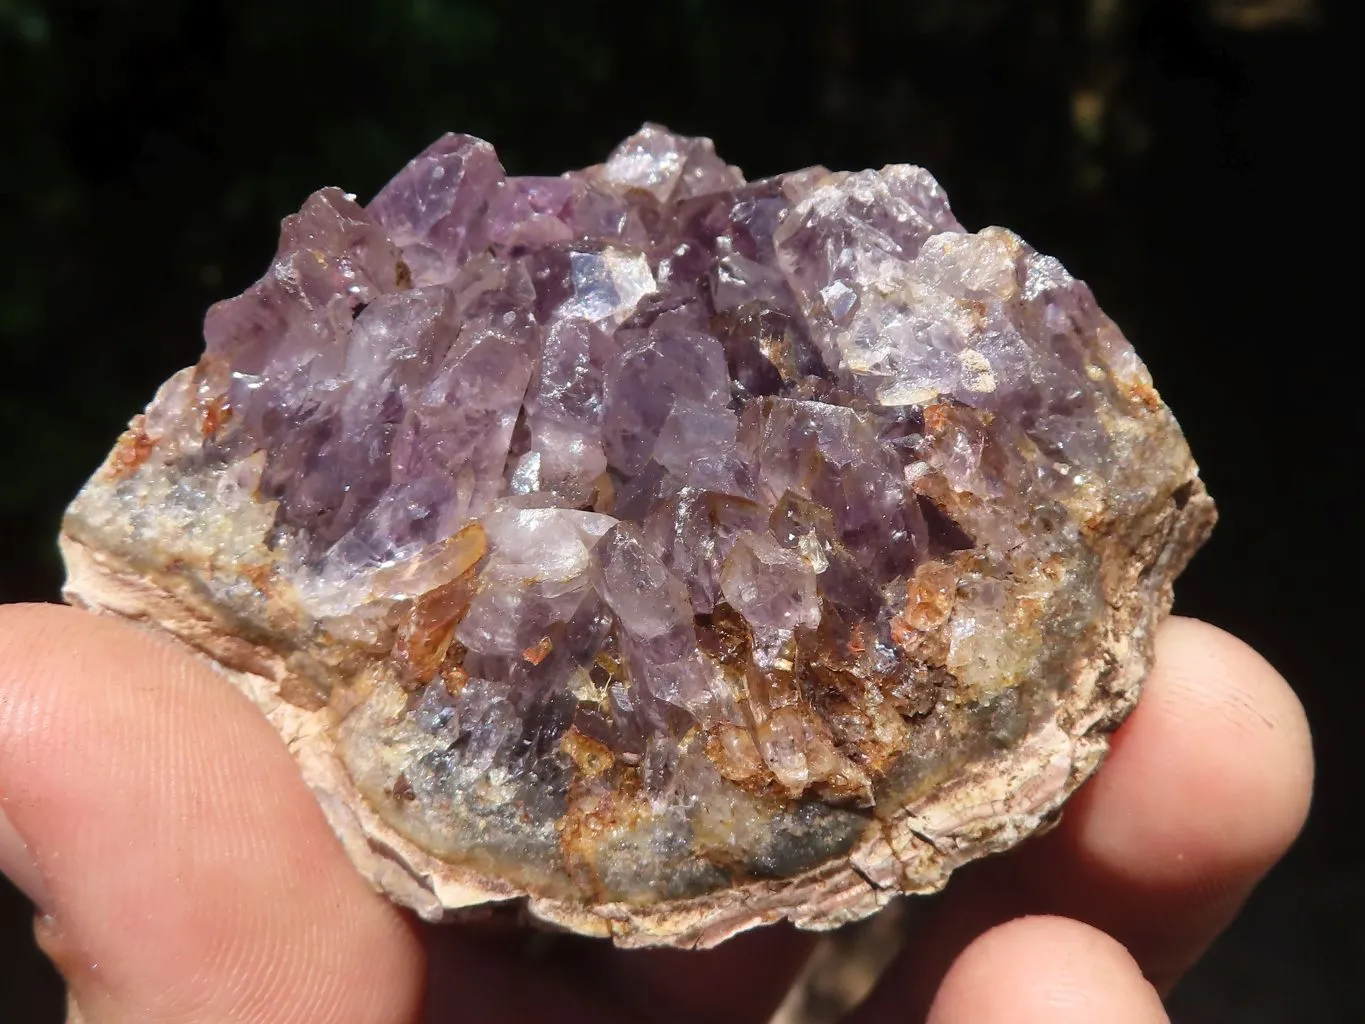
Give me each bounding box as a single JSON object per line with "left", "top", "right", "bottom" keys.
{"left": 195, "top": 125, "right": 1139, "bottom": 797}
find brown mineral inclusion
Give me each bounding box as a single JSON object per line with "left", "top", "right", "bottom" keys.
{"left": 61, "top": 125, "right": 1214, "bottom": 947}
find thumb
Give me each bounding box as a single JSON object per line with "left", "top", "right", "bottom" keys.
{"left": 0, "top": 604, "right": 424, "bottom": 1024}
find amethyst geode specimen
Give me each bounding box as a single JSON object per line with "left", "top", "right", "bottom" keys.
{"left": 61, "top": 125, "right": 1214, "bottom": 946}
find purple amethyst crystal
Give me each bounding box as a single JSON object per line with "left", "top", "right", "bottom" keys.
{"left": 61, "top": 124, "right": 1214, "bottom": 946}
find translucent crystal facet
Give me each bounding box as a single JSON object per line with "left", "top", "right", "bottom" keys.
{"left": 62, "top": 124, "right": 1213, "bottom": 939}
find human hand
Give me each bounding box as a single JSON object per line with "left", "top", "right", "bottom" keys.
{"left": 0, "top": 605, "right": 1311, "bottom": 1023}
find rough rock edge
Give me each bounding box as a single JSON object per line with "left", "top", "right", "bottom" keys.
{"left": 58, "top": 470, "right": 1213, "bottom": 950}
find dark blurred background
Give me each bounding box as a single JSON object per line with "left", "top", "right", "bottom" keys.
{"left": 0, "top": 0, "right": 1357, "bottom": 1020}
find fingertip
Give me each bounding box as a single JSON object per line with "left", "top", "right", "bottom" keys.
{"left": 851, "top": 614, "right": 1317, "bottom": 1015}
{"left": 1072, "top": 615, "right": 1314, "bottom": 888}
{"left": 0, "top": 603, "right": 426, "bottom": 1024}
{"left": 1162, "top": 617, "right": 1312, "bottom": 831}
{"left": 927, "top": 916, "right": 1168, "bottom": 1024}
{"left": 1017, "top": 616, "right": 1315, "bottom": 987}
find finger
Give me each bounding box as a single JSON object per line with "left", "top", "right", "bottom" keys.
{"left": 926, "top": 916, "right": 1168, "bottom": 1024}
{"left": 1036, "top": 616, "right": 1314, "bottom": 981}
{"left": 853, "top": 616, "right": 1313, "bottom": 1021}
{"left": 0, "top": 604, "right": 426, "bottom": 1024}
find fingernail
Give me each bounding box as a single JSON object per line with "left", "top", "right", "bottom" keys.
{"left": 0, "top": 803, "right": 52, "bottom": 908}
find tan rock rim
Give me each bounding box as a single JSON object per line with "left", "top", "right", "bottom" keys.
{"left": 60, "top": 469, "right": 1212, "bottom": 950}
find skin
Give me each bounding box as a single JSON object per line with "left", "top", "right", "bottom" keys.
{"left": 0, "top": 605, "right": 1312, "bottom": 1023}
